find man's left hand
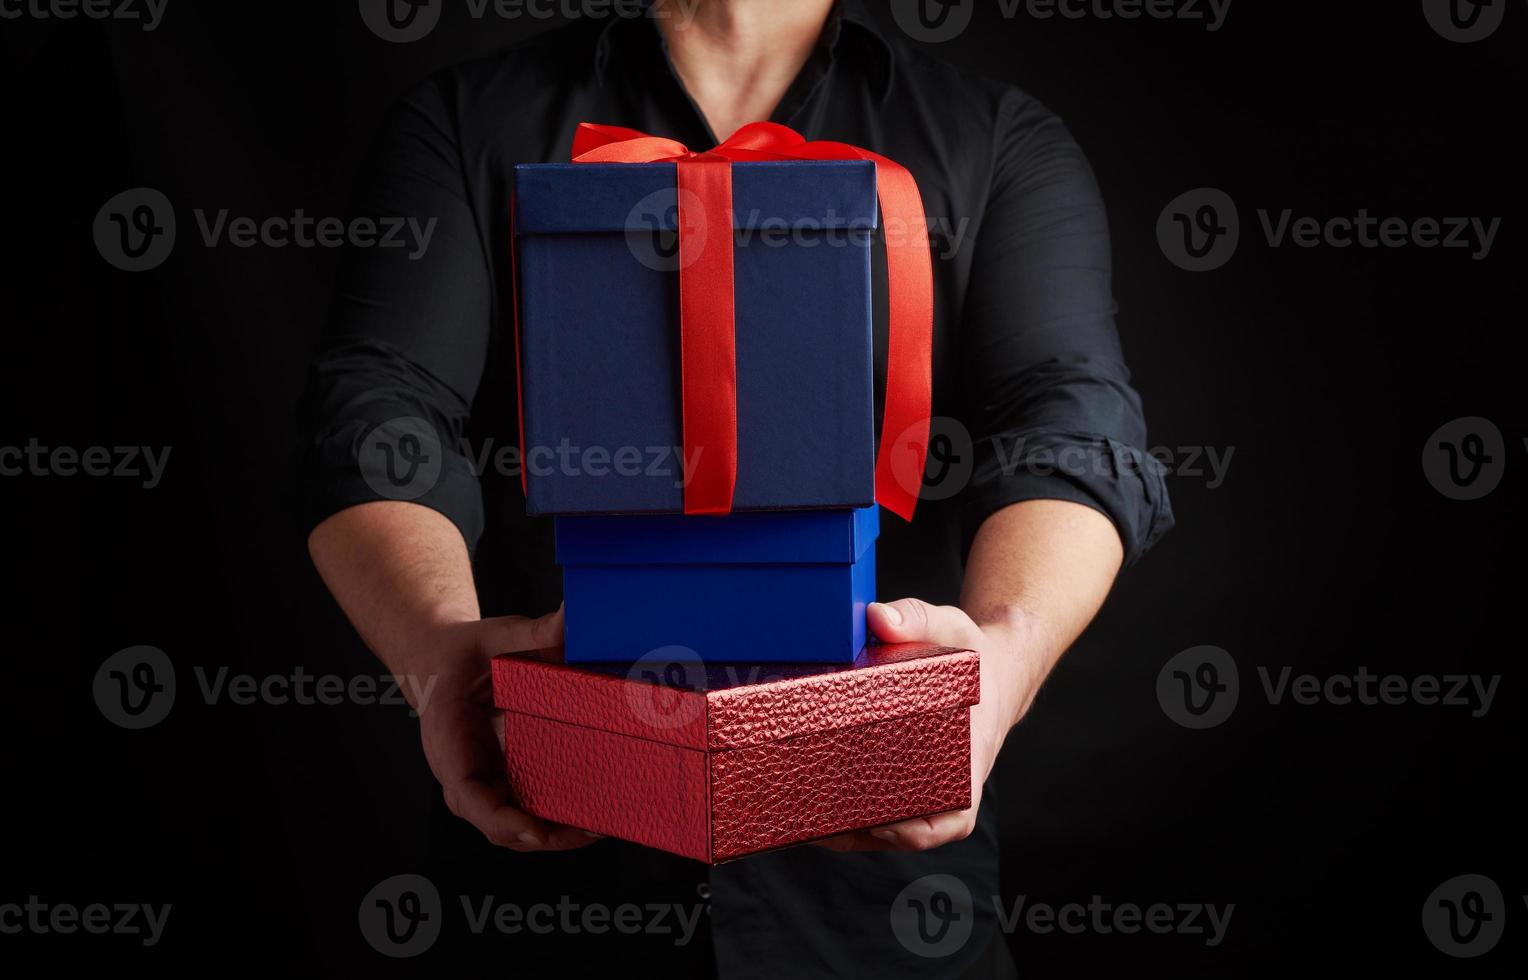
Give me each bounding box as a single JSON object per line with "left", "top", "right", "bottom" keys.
{"left": 812, "top": 597, "right": 1041, "bottom": 853}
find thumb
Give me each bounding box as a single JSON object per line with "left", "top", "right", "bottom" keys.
{"left": 477, "top": 603, "right": 565, "bottom": 656}
{"left": 868, "top": 598, "right": 982, "bottom": 649}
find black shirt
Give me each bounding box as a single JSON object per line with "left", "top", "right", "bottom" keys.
{"left": 299, "top": 2, "right": 1172, "bottom": 976}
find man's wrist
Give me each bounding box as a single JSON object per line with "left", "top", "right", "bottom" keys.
{"left": 380, "top": 611, "right": 481, "bottom": 685}
{"left": 974, "top": 605, "right": 1053, "bottom": 730}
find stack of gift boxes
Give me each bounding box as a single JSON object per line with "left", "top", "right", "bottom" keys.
{"left": 494, "top": 125, "right": 979, "bottom": 863}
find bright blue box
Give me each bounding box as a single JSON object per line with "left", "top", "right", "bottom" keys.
{"left": 555, "top": 507, "right": 878, "bottom": 664}
{"left": 514, "top": 160, "right": 878, "bottom": 516}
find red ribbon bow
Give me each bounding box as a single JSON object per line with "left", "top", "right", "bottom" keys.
{"left": 516, "top": 121, "right": 932, "bottom": 520}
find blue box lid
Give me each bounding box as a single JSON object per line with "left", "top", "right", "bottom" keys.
{"left": 515, "top": 161, "right": 879, "bottom": 234}
{"left": 555, "top": 506, "right": 879, "bottom": 566}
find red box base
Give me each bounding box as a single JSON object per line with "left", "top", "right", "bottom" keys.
{"left": 494, "top": 644, "right": 979, "bottom": 863}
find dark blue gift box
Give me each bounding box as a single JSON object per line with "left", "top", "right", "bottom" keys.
{"left": 513, "top": 161, "right": 878, "bottom": 516}
{"left": 556, "top": 506, "right": 878, "bottom": 664}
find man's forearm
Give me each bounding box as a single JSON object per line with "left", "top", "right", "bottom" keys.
{"left": 960, "top": 499, "right": 1125, "bottom": 730}
{"left": 307, "top": 501, "right": 480, "bottom": 677}
{"left": 308, "top": 496, "right": 1118, "bottom": 729}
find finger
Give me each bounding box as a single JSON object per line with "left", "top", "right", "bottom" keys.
{"left": 868, "top": 598, "right": 983, "bottom": 649}
{"left": 543, "top": 825, "right": 605, "bottom": 850}
{"left": 447, "top": 702, "right": 598, "bottom": 851}
{"left": 477, "top": 604, "right": 566, "bottom": 657}
{"left": 442, "top": 775, "right": 558, "bottom": 849}
{"left": 859, "top": 808, "right": 976, "bottom": 852}
{"left": 811, "top": 830, "right": 897, "bottom": 853}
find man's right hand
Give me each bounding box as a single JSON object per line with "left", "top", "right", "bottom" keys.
{"left": 410, "top": 606, "right": 601, "bottom": 852}
{"left": 309, "top": 503, "right": 598, "bottom": 852}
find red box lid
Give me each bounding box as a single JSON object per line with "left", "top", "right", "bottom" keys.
{"left": 491, "top": 643, "right": 979, "bottom": 751}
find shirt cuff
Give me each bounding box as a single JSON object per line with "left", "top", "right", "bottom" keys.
{"left": 961, "top": 430, "right": 1174, "bottom": 568}
{"left": 299, "top": 416, "right": 486, "bottom": 554}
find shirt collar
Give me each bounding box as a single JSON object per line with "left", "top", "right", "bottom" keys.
{"left": 834, "top": 0, "right": 896, "bottom": 97}
{"left": 593, "top": 0, "right": 894, "bottom": 101}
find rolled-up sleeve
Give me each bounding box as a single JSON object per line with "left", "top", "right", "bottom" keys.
{"left": 959, "top": 93, "right": 1173, "bottom": 566}
{"left": 297, "top": 75, "right": 492, "bottom": 551}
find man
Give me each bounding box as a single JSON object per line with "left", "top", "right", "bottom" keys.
{"left": 301, "top": 1, "right": 1172, "bottom": 975}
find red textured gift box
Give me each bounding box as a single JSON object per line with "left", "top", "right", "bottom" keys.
{"left": 491, "top": 643, "right": 979, "bottom": 863}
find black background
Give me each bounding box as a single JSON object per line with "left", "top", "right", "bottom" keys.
{"left": 3, "top": 1, "right": 1524, "bottom": 975}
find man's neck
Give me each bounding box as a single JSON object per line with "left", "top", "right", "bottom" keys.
{"left": 653, "top": 0, "right": 836, "bottom": 141}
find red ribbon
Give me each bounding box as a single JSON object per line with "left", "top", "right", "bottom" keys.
{"left": 518, "top": 121, "right": 932, "bottom": 519}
